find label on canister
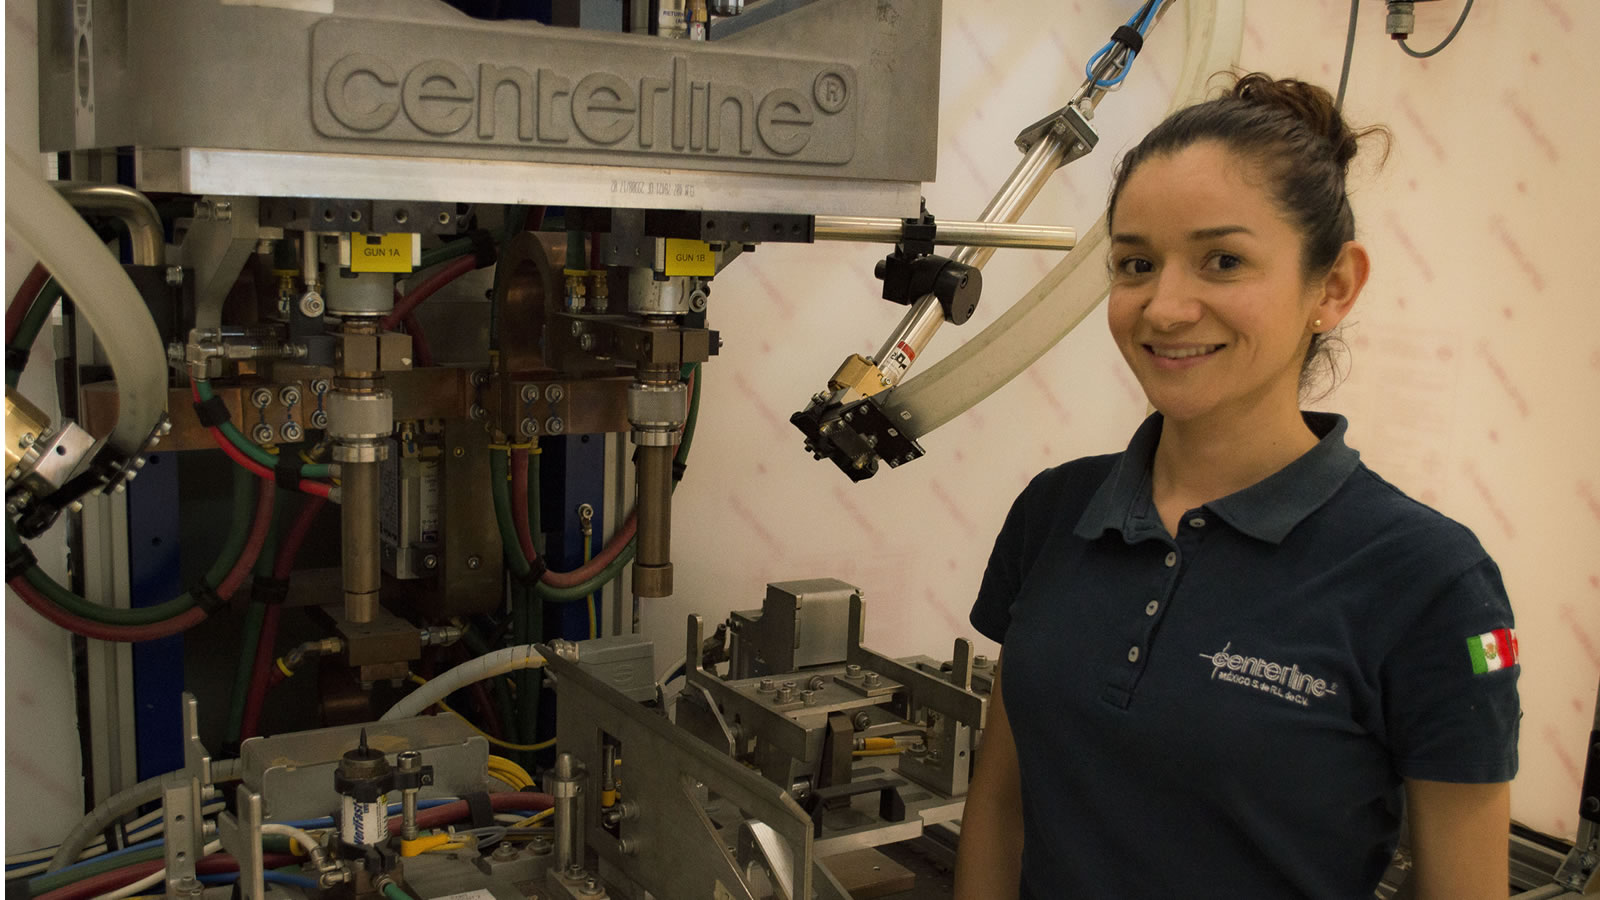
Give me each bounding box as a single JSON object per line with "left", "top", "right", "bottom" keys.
{"left": 341, "top": 795, "right": 388, "bottom": 846}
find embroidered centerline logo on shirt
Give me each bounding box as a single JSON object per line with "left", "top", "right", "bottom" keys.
{"left": 1198, "top": 642, "right": 1338, "bottom": 708}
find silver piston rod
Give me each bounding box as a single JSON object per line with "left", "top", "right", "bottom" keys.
{"left": 813, "top": 217, "right": 1076, "bottom": 252}
{"left": 870, "top": 134, "right": 1072, "bottom": 387}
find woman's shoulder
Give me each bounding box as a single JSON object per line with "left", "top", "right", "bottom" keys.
{"left": 1335, "top": 463, "right": 1492, "bottom": 572}
{"left": 1020, "top": 452, "right": 1124, "bottom": 504}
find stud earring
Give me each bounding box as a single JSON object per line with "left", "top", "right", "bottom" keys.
{"left": 1312, "top": 319, "right": 1324, "bottom": 332}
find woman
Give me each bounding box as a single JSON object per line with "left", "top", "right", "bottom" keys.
{"left": 953, "top": 74, "right": 1519, "bottom": 899}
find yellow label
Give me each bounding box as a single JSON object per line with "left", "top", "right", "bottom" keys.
{"left": 350, "top": 232, "right": 417, "bottom": 273}
{"left": 663, "top": 238, "right": 715, "bottom": 276}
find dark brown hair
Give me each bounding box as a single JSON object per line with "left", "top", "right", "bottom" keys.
{"left": 1107, "top": 73, "right": 1388, "bottom": 395}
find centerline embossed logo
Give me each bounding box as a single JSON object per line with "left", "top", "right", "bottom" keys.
{"left": 312, "top": 20, "right": 857, "bottom": 164}
{"left": 1198, "top": 641, "right": 1338, "bottom": 708}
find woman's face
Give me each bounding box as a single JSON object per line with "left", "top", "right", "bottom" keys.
{"left": 1107, "top": 140, "right": 1335, "bottom": 427}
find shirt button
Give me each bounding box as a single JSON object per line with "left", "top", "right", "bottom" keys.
{"left": 1145, "top": 600, "right": 1159, "bottom": 616}
{"left": 1164, "top": 551, "right": 1177, "bottom": 567}
{"left": 1189, "top": 517, "right": 1206, "bottom": 528}
{"left": 1127, "top": 646, "right": 1141, "bottom": 663}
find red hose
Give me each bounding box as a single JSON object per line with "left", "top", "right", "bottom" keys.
{"left": 9, "top": 578, "right": 207, "bottom": 641}
{"left": 6, "top": 263, "right": 50, "bottom": 345}
{"left": 189, "top": 381, "right": 332, "bottom": 499}
{"left": 401, "top": 312, "right": 434, "bottom": 367}
{"left": 380, "top": 255, "right": 476, "bottom": 331}
{"left": 34, "top": 852, "right": 299, "bottom": 900}
{"left": 241, "top": 494, "right": 326, "bottom": 738}
{"left": 510, "top": 448, "right": 537, "bottom": 564}
{"left": 8, "top": 476, "right": 276, "bottom": 642}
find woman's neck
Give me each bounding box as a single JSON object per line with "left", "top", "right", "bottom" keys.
{"left": 1151, "top": 399, "right": 1319, "bottom": 513}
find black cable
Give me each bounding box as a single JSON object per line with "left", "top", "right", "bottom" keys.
{"left": 1400, "top": 0, "right": 1475, "bottom": 59}
{"left": 1335, "top": 0, "right": 1359, "bottom": 112}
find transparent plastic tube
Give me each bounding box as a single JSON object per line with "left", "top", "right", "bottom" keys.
{"left": 5, "top": 148, "right": 167, "bottom": 458}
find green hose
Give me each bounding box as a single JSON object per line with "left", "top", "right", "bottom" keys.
{"left": 224, "top": 601, "right": 267, "bottom": 743}
{"left": 25, "top": 835, "right": 296, "bottom": 896}
{"left": 381, "top": 881, "right": 419, "bottom": 900}
{"left": 6, "top": 278, "right": 64, "bottom": 389}
{"left": 194, "top": 380, "right": 332, "bottom": 479}
{"left": 8, "top": 464, "right": 256, "bottom": 625}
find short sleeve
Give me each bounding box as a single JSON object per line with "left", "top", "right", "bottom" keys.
{"left": 971, "top": 487, "right": 1030, "bottom": 643}
{"left": 1383, "top": 556, "right": 1520, "bottom": 783}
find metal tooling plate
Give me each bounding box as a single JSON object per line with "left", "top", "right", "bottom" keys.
{"left": 438, "top": 420, "right": 503, "bottom": 615}
{"left": 810, "top": 761, "right": 966, "bottom": 858}
{"left": 240, "top": 716, "right": 486, "bottom": 822}
{"left": 81, "top": 383, "right": 307, "bottom": 450}
{"left": 48, "top": 1, "right": 941, "bottom": 211}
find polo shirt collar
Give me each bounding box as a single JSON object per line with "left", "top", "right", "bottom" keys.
{"left": 1073, "top": 412, "right": 1361, "bottom": 545}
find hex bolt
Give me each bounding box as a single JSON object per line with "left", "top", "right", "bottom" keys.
{"left": 844, "top": 664, "right": 862, "bottom": 679}
{"left": 279, "top": 386, "right": 302, "bottom": 407}
{"left": 545, "top": 417, "right": 565, "bottom": 435}
{"left": 973, "top": 655, "right": 990, "bottom": 668}
{"left": 466, "top": 556, "right": 482, "bottom": 570}
{"left": 807, "top": 675, "right": 826, "bottom": 691}
{"left": 280, "top": 421, "right": 304, "bottom": 442}
{"left": 251, "top": 423, "right": 275, "bottom": 444}
{"left": 520, "top": 384, "right": 540, "bottom": 404}
{"left": 250, "top": 388, "right": 274, "bottom": 409}
{"left": 545, "top": 384, "right": 565, "bottom": 403}
{"left": 863, "top": 672, "right": 882, "bottom": 688}
{"left": 853, "top": 712, "right": 872, "bottom": 732}
{"left": 757, "top": 679, "right": 776, "bottom": 693}
{"left": 298, "top": 291, "right": 325, "bottom": 318}
{"left": 492, "top": 842, "right": 519, "bottom": 861}
{"left": 310, "top": 410, "right": 329, "bottom": 429}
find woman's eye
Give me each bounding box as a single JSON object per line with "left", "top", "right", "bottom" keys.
{"left": 1206, "top": 253, "right": 1243, "bottom": 271}
{"left": 1116, "top": 257, "right": 1154, "bottom": 276}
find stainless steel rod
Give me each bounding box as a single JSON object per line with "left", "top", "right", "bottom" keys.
{"left": 54, "top": 182, "right": 166, "bottom": 266}
{"left": 341, "top": 461, "right": 381, "bottom": 624}
{"left": 813, "top": 217, "right": 1075, "bottom": 252}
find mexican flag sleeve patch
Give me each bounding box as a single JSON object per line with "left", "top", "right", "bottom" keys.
{"left": 1466, "top": 628, "right": 1518, "bottom": 674}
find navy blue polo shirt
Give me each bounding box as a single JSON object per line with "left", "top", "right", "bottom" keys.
{"left": 971, "top": 412, "right": 1519, "bottom": 899}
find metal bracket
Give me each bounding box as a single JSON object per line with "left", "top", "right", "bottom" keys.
{"left": 1012, "top": 102, "right": 1100, "bottom": 168}
{"left": 217, "top": 786, "right": 267, "bottom": 900}
{"left": 162, "top": 693, "right": 212, "bottom": 897}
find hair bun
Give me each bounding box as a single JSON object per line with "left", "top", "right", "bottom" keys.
{"left": 1230, "top": 73, "right": 1360, "bottom": 170}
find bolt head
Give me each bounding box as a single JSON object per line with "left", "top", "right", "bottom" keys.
{"left": 520, "top": 418, "right": 538, "bottom": 438}
{"left": 577, "top": 334, "right": 595, "bottom": 352}
{"left": 281, "top": 422, "right": 304, "bottom": 442}
{"left": 545, "top": 384, "right": 565, "bottom": 403}
{"left": 844, "top": 664, "right": 862, "bottom": 678}
{"left": 251, "top": 388, "right": 274, "bottom": 409}
{"left": 466, "top": 555, "right": 482, "bottom": 570}
{"left": 853, "top": 712, "right": 871, "bottom": 731}
{"left": 252, "top": 424, "right": 276, "bottom": 444}
{"left": 422, "top": 554, "right": 439, "bottom": 570}
{"left": 165, "top": 266, "right": 184, "bottom": 287}
{"left": 469, "top": 404, "right": 486, "bottom": 421}
{"left": 298, "top": 291, "right": 325, "bottom": 317}
{"left": 18, "top": 432, "right": 36, "bottom": 449}
{"left": 863, "top": 672, "right": 881, "bottom": 687}
{"left": 758, "top": 679, "right": 776, "bottom": 692}
{"left": 519, "top": 384, "right": 539, "bottom": 404}
{"left": 279, "top": 386, "right": 302, "bottom": 407}
{"left": 310, "top": 410, "right": 329, "bottom": 429}
{"left": 545, "top": 417, "right": 565, "bottom": 435}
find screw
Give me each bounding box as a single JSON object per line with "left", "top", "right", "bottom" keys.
{"left": 807, "top": 675, "right": 825, "bottom": 691}
{"left": 471, "top": 370, "right": 490, "bottom": 387}
{"left": 688, "top": 289, "right": 708, "bottom": 312}
{"left": 1584, "top": 796, "right": 1599, "bottom": 814}
{"left": 973, "top": 655, "right": 990, "bottom": 668}
{"left": 844, "top": 664, "right": 862, "bottom": 679}
{"left": 757, "top": 679, "right": 776, "bottom": 693}
{"left": 775, "top": 684, "right": 794, "bottom": 703}
{"left": 422, "top": 554, "right": 439, "bottom": 570}
{"left": 251, "top": 423, "right": 275, "bottom": 444}
{"left": 453, "top": 447, "right": 464, "bottom": 457}
{"left": 578, "top": 334, "right": 595, "bottom": 352}
{"left": 545, "top": 384, "right": 565, "bottom": 403}
{"left": 466, "top": 555, "right": 482, "bottom": 570}
{"left": 853, "top": 712, "right": 871, "bottom": 732}
{"left": 616, "top": 838, "right": 637, "bottom": 856}
{"left": 250, "top": 388, "right": 274, "bottom": 409}
{"left": 18, "top": 432, "right": 36, "bottom": 449}
{"left": 492, "top": 842, "right": 519, "bottom": 861}
{"left": 530, "top": 836, "right": 553, "bottom": 855}
{"left": 545, "top": 417, "right": 565, "bottom": 435}
{"left": 800, "top": 690, "right": 816, "bottom": 706}
{"left": 928, "top": 748, "right": 942, "bottom": 762}
{"left": 280, "top": 421, "right": 304, "bottom": 442}
{"left": 863, "top": 672, "right": 881, "bottom": 688}
{"left": 310, "top": 410, "right": 329, "bottom": 429}
{"left": 520, "top": 418, "right": 538, "bottom": 438}
{"left": 520, "top": 384, "right": 540, "bottom": 404}
{"left": 213, "top": 201, "right": 232, "bottom": 222}
{"left": 165, "top": 266, "right": 184, "bottom": 287}
{"left": 312, "top": 379, "right": 331, "bottom": 395}
{"left": 581, "top": 876, "right": 601, "bottom": 895}
{"left": 469, "top": 404, "right": 486, "bottom": 421}
{"left": 279, "top": 386, "right": 302, "bottom": 407}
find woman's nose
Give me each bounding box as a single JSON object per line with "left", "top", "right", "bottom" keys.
{"left": 1142, "top": 267, "right": 1202, "bottom": 330}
